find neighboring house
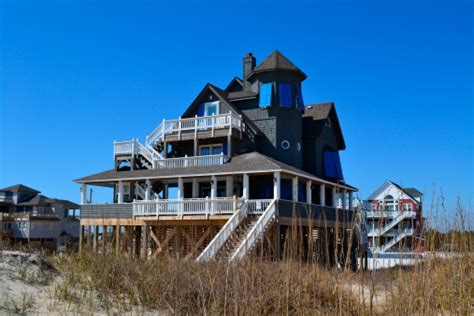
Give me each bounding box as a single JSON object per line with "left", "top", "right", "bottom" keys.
{"left": 75, "top": 51, "right": 365, "bottom": 267}
{"left": 367, "top": 181, "right": 424, "bottom": 254}
{"left": 0, "top": 184, "right": 80, "bottom": 250}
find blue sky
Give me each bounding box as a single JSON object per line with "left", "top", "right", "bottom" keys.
{"left": 0, "top": 0, "right": 472, "bottom": 218}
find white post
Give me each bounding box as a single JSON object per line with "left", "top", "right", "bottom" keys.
{"left": 320, "top": 184, "right": 325, "bottom": 206}
{"left": 342, "top": 190, "right": 347, "bottom": 210}
{"left": 306, "top": 181, "right": 312, "bottom": 204}
{"left": 211, "top": 176, "right": 217, "bottom": 199}
{"left": 349, "top": 192, "right": 353, "bottom": 210}
{"left": 145, "top": 179, "right": 151, "bottom": 201}
{"left": 178, "top": 177, "right": 184, "bottom": 200}
{"left": 118, "top": 181, "right": 124, "bottom": 204}
{"left": 292, "top": 177, "right": 298, "bottom": 202}
{"left": 192, "top": 178, "right": 199, "bottom": 198}
{"left": 184, "top": 155, "right": 188, "bottom": 167}
{"left": 226, "top": 176, "right": 234, "bottom": 197}
{"left": 332, "top": 187, "right": 337, "bottom": 208}
{"left": 242, "top": 174, "right": 249, "bottom": 199}
{"left": 81, "top": 183, "right": 87, "bottom": 205}
{"left": 273, "top": 172, "right": 281, "bottom": 199}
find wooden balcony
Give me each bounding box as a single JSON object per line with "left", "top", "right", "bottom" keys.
{"left": 146, "top": 112, "right": 243, "bottom": 144}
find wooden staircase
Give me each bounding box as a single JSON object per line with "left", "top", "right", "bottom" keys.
{"left": 216, "top": 215, "right": 259, "bottom": 261}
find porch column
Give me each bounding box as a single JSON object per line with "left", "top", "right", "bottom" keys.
{"left": 145, "top": 179, "right": 151, "bottom": 201}
{"left": 306, "top": 181, "right": 312, "bottom": 204}
{"left": 178, "top": 177, "right": 184, "bottom": 199}
{"left": 194, "top": 138, "right": 199, "bottom": 157}
{"left": 211, "top": 176, "right": 217, "bottom": 198}
{"left": 342, "top": 190, "right": 347, "bottom": 210}
{"left": 118, "top": 181, "right": 124, "bottom": 204}
{"left": 320, "top": 184, "right": 326, "bottom": 206}
{"left": 292, "top": 177, "right": 298, "bottom": 202}
{"left": 332, "top": 187, "right": 337, "bottom": 208}
{"left": 227, "top": 134, "right": 232, "bottom": 157}
{"left": 226, "top": 176, "right": 234, "bottom": 197}
{"left": 349, "top": 191, "right": 354, "bottom": 211}
{"left": 242, "top": 174, "right": 249, "bottom": 199}
{"left": 273, "top": 172, "right": 281, "bottom": 199}
{"left": 81, "top": 183, "right": 87, "bottom": 205}
{"left": 192, "top": 178, "right": 199, "bottom": 198}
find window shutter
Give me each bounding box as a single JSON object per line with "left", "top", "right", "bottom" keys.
{"left": 197, "top": 104, "right": 205, "bottom": 116}
{"left": 296, "top": 85, "right": 304, "bottom": 110}
{"left": 259, "top": 83, "right": 272, "bottom": 107}
{"left": 222, "top": 142, "right": 228, "bottom": 155}
{"left": 279, "top": 83, "right": 292, "bottom": 107}
{"left": 324, "top": 151, "right": 344, "bottom": 180}
{"left": 298, "top": 182, "right": 306, "bottom": 202}
{"left": 334, "top": 152, "right": 344, "bottom": 180}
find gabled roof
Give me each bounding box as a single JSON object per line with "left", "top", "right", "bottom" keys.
{"left": 403, "top": 188, "right": 423, "bottom": 199}
{"left": 247, "top": 50, "right": 307, "bottom": 80}
{"left": 224, "top": 76, "right": 243, "bottom": 93}
{"left": 181, "top": 83, "right": 261, "bottom": 135}
{"left": 74, "top": 152, "right": 357, "bottom": 191}
{"left": 367, "top": 180, "right": 421, "bottom": 202}
{"left": 16, "top": 194, "right": 50, "bottom": 206}
{"left": 0, "top": 184, "right": 40, "bottom": 194}
{"left": 302, "top": 102, "right": 346, "bottom": 150}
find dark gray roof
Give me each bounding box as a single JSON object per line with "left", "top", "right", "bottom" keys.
{"left": 403, "top": 188, "right": 423, "bottom": 198}
{"left": 302, "top": 102, "right": 346, "bottom": 150}
{"left": 0, "top": 184, "right": 40, "bottom": 194}
{"left": 74, "top": 151, "right": 357, "bottom": 191}
{"left": 224, "top": 76, "right": 243, "bottom": 92}
{"left": 302, "top": 102, "right": 334, "bottom": 120}
{"left": 227, "top": 90, "right": 257, "bottom": 100}
{"left": 247, "top": 50, "right": 307, "bottom": 80}
{"left": 16, "top": 195, "right": 50, "bottom": 206}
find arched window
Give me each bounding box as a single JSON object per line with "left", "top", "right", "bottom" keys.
{"left": 383, "top": 195, "right": 396, "bottom": 211}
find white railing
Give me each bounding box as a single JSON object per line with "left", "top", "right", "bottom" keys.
{"left": 366, "top": 210, "right": 416, "bottom": 218}
{"left": 247, "top": 199, "right": 273, "bottom": 214}
{"left": 133, "top": 197, "right": 241, "bottom": 218}
{"left": 155, "top": 153, "right": 230, "bottom": 169}
{"left": 146, "top": 112, "right": 242, "bottom": 147}
{"left": 114, "top": 140, "right": 136, "bottom": 155}
{"left": 229, "top": 199, "right": 277, "bottom": 262}
{"left": 378, "top": 228, "right": 415, "bottom": 253}
{"left": 196, "top": 200, "right": 248, "bottom": 262}
{"left": 368, "top": 211, "right": 416, "bottom": 237}
{"left": 114, "top": 139, "right": 229, "bottom": 169}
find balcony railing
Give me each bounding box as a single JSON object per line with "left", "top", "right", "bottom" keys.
{"left": 146, "top": 112, "right": 242, "bottom": 146}
{"left": 133, "top": 197, "right": 244, "bottom": 218}
{"left": 155, "top": 154, "right": 230, "bottom": 169}
{"left": 114, "top": 139, "right": 230, "bottom": 169}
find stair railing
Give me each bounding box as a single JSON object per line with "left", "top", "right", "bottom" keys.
{"left": 378, "top": 228, "right": 415, "bottom": 253}
{"left": 229, "top": 199, "right": 277, "bottom": 263}
{"left": 196, "top": 199, "right": 247, "bottom": 262}
{"left": 370, "top": 211, "right": 416, "bottom": 237}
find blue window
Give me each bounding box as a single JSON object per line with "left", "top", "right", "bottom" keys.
{"left": 324, "top": 151, "right": 344, "bottom": 180}
{"left": 259, "top": 83, "right": 272, "bottom": 107}
{"left": 200, "top": 147, "right": 210, "bottom": 156}
{"left": 211, "top": 145, "right": 222, "bottom": 155}
{"left": 296, "top": 85, "right": 304, "bottom": 111}
{"left": 279, "top": 83, "right": 293, "bottom": 107}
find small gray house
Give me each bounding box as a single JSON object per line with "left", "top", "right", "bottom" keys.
{"left": 0, "top": 184, "right": 80, "bottom": 251}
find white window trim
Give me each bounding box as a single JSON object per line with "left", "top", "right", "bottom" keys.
{"left": 204, "top": 101, "right": 220, "bottom": 116}
{"left": 199, "top": 143, "right": 224, "bottom": 156}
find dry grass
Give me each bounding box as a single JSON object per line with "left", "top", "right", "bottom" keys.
{"left": 48, "top": 194, "right": 473, "bottom": 315}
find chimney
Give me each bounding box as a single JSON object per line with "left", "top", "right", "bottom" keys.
{"left": 243, "top": 52, "right": 256, "bottom": 90}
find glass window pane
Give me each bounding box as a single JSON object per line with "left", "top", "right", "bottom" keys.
{"left": 200, "top": 147, "right": 210, "bottom": 156}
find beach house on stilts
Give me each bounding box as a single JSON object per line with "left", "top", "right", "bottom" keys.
{"left": 74, "top": 51, "right": 364, "bottom": 268}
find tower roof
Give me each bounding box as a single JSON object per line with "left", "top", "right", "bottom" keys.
{"left": 247, "top": 50, "right": 307, "bottom": 80}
